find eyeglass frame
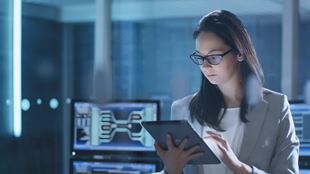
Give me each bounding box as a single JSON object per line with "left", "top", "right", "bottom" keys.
{"left": 189, "top": 48, "right": 233, "bottom": 65}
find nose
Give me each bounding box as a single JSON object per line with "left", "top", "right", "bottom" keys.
{"left": 201, "top": 60, "right": 212, "bottom": 68}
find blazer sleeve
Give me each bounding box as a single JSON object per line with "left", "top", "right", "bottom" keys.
{"left": 153, "top": 101, "right": 185, "bottom": 174}
{"left": 170, "top": 101, "right": 179, "bottom": 120}
{"left": 252, "top": 95, "right": 300, "bottom": 174}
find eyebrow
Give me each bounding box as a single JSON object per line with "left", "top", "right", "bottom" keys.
{"left": 195, "top": 49, "right": 224, "bottom": 55}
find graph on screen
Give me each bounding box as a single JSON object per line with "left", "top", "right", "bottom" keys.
{"left": 72, "top": 101, "right": 159, "bottom": 152}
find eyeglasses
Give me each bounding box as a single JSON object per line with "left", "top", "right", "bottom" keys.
{"left": 189, "top": 48, "right": 233, "bottom": 65}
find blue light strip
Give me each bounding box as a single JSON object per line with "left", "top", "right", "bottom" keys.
{"left": 13, "top": 0, "right": 22, "bottom": 137}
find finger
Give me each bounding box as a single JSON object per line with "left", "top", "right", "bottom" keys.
{"left": 208, "top": 133, "right": 225, "bottom": 141}
{"left": 166, "top": 133, "right": 176, "bottom": 150}
{"left": 154, "top": 143, "right": 165, "bottom": 157}
{"left": 208, "top": 134, "right": 226, "bottom": 145}
{"left": 186, "top": 151, "right": 204, "bottom": 162}
{"left": 206, "top": 131, "right": 222, "bottom": 137}
{"left": 203, "top": 135, "right": 212, "bottom": 139}
{"left": 217, "top": 143, "right": 227, "bottom": 153}
{"left": 210, "top": 134, "right": 229, "bottom": 149}
{"left": 217, "top": 143, "right": 229, "bottom": 158}
{"left": 185, "top": 145, "right": 201, "bottom": 155}
{"left": 178, "top": 137, "right": 188, "bottom": 150}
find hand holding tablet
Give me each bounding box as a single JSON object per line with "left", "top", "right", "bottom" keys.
{"left": 141, "top": 120, "right": 220, "bottom": 165}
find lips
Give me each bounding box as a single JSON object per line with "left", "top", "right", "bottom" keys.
{"left": 207, "top": 74, "right": 216, "bottom": 77}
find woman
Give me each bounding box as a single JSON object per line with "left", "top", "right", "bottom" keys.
{"left": 154, "top": 10, "right": 299, "bottom": 174}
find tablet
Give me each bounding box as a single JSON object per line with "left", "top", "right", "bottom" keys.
{"left": 141, "top": 120, "right": 220, "bottom": 165}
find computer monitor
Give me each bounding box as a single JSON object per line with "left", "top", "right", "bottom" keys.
{"left": 290, "top": 103, "right": 310, "bottom": 156}
{"left": 71, "top": 160, "right": 157, "bottom": 174}
{"left": 72, "top": 100, "right": 160, "bottom": 152}
{"left": 300, "top": 169, "right": 310, "bottom": 174}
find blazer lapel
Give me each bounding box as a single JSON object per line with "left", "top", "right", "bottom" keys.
{"left": 189, "top": 118, "right": 204, "bottom": 137}
{"left": 238, "top": 99, "right": 268, "bottom": 162}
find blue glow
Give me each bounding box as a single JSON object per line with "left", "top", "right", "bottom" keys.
{"left": 37, "top": 98, "right": 42, "bottom": 105}
{"left": 49, "top": 98, "right": 59, "bottom": 109}
{"left": 6, "top": 99, "right": 11, "bottom": 105}
{"left": 13, "top": 0, "right": 22, "bottom": 137}
{"left": 21, "top": 99, "right": 30, "bottom": 111}
{"left": 66, "top": 98, "right": 71, "bottom": 104}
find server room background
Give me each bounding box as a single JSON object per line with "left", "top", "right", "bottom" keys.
{"left": 1, "top": 0, "right": 310, "bottom": 174}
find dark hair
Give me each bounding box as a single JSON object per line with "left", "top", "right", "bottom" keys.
{"left": 189, "top": 10, "right": 264, "bottom": 131}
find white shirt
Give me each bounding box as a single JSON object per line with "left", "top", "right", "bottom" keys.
{"left": 202, "top": 108, "right": 245, "bottom": 174}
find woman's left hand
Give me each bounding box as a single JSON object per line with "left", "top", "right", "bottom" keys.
{"left": 205, "top": 131, "right": 252, "bottom": 174}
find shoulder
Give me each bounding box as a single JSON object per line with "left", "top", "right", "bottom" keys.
{"left": 262, "top": 88, "right": 286, "bottom": 101}
{"left": 170, "top": 93, "right": 196, "bottom": 120}
{"left": 262, "top": 88, "right": 290, "bottom": 119}
{"left": 171, "top": 93, "right": 196, "bottom": 109}
{"left": 262, "top": 88, "right": 287, "bottom": 106}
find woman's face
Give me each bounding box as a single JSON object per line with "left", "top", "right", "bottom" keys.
{"left": 195, "top": 31, "right": 241, "bottom": 86}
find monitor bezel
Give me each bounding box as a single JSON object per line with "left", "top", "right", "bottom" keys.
{"left": 69, "top": 154, "right": 163, "bottom": 174}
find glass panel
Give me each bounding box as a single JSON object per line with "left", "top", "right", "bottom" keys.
{"left": 111, "top": 1, "right": 282, "bottom": 120}
{"left": 0, "top": 0, "right": 13, "bottom": 136}
{"left": 298, "top": 1, "right": 310, "bottom": 99}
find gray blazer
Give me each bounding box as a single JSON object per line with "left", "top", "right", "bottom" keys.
{"left": 154, "top": 89, "right": 299, "bottom": 174}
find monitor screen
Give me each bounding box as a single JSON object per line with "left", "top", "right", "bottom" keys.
{"left": 290, "top": 103, "right": 310, "bottom": 156}
{"left": 72, "top": 101, "right": 159, "bottom": 152}
{"left": 300, "top": 169, "right": 310, "bottom": 174}
{"left": 72, "top": 161, "right": 157, "bottom": 174}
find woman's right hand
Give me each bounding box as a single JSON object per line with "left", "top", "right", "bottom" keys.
{"left": 154, "top": 134, "right": 204, "bottom": 174}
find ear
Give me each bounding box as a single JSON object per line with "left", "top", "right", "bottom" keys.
{"left": 237, "top": 53, "right": 244, "bottom": 62}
